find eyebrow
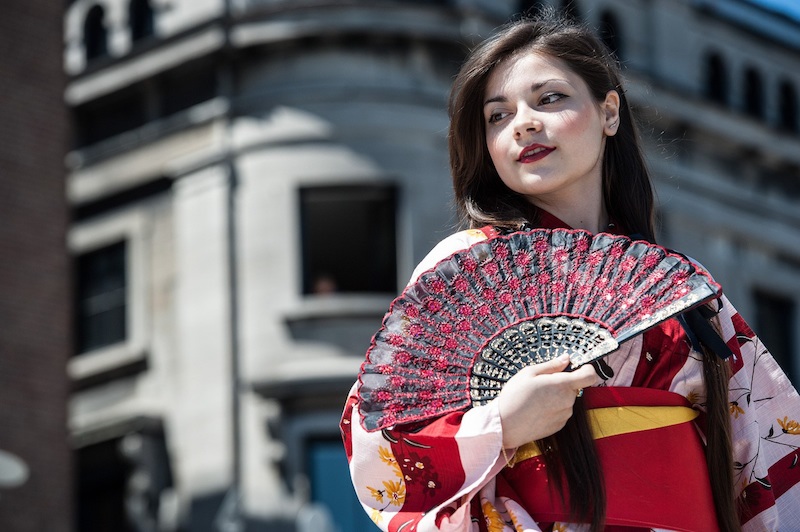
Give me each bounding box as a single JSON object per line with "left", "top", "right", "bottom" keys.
{"left": 483, "top": 78, "right": 569, "bottom": 107}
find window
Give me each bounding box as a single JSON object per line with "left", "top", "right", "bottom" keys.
{"left": 84, "top": 5, "right": 108, "bottom": 61}
{"left": 299, "top": 185, "right": 397, "bottom": 295}
{"left": 75, "top": 241, "right": 127, "bottom": 354}
{"left": 743, "top": 67, "right": 764, "bottom": 119}
{"left": 73, "top": 89, "right": 148, "bottom": 147}
{"left": 754, "top": 290, "right": 796, "bottom": 384}
{"left": 76, "top": 437, "right": 133, "bottom": 532}
{"left": 705, "top": 53, "right": 727, "bottom": 105}
{"left": 76, "top": 426, "right": 173, "bottom": 532}
{"left": 306, "top": 438, "right": 375, "bottom": 532}
{"left": 129, "top": 0, "right": 155, "bottom": 43}
{"left": 161, "top": 63, "right": 217, "bottom": 117}
{"left": 599, "top": 10, "right": 624, "bottom": 60}
{"left": 778, "top": 80, "right": 798, "bottom": 133}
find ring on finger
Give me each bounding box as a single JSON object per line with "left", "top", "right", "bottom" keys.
{"left": 576, "top": 388, "right": 584, "bottom": 398}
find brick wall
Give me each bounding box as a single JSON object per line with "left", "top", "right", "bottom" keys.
{"left": 0, "top": 1, "right": 72, "bottom": 530}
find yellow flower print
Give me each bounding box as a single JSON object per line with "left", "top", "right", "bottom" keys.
{"left": 778, "top": 416, "right": 800, "bottom": 435}
{"left": 378, "top": 445, "right": 396, "bottom": 466}
{"left": 378, "top": 445, "right": 403, "bottom": 477}
{"left": 553, "top": 523, "right": 567, "bottom": 532}
{"left": 482, "top": 501, "right": 505, "bottom": 532}
{"left": 729, "top": 401, "right": 745, "bottom": 418}
{"left": 383, "top": 479, "right": 406, "bottom": 506}
{"left": 370, "top": 508, "right": 383, "bottom": 524}
{"left": 366, "top": 485, "right": 385, "bottom": 504}
{"left": 504, "top": 505, "right": 526, "bottom": 532}
{"left": 466, "top": 229, "right": 488, "bottom": 239}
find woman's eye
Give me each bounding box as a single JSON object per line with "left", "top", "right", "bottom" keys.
{"left": 487, "top": 111, "right": 510, "bottom": 124}
{"left": 540, "top": 93, "right": 566, "bottom": 105}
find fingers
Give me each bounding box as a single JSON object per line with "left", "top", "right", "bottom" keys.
{"left": 526, "top": 356, "right": 601, "bottom": 388}
{"left": 527, "top": 354, "right": 571, "bottom": 376}
{"left": 570, "top": 363, "right": 602, "bottom": 389}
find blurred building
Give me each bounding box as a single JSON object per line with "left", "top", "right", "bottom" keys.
{"left": 61, "top": 0, "right": 800, "bottom": 531}
{"left": 0, "top": 1, "right": 72, "bottom": 531}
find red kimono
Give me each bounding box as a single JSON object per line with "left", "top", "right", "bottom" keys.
{"left": 341, "top": 220, "right": 800, "bottom": 531}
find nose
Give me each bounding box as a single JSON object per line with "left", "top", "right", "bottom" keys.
{"left": 513, "top": 108, "right": 542, "bottom": 138}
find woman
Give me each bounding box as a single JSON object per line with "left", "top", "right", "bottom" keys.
{"left": 341, "top": 10, "right": 800, "bottom": 531}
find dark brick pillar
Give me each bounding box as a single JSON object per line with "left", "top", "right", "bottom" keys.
{"left": 0, "top": 1, "right": 72, "bottom": 531}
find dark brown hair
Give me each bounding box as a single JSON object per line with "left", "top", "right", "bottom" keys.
{"left": 448, "top": 9, "right": 738, "bottom": 531}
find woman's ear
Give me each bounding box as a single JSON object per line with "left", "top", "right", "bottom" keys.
{"left": 602, "top": 90, "right": 621, "bottom": 137}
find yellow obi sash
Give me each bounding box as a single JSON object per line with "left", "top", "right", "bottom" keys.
{"left": 499, "top": 386, "right": 719, "bottom": 532}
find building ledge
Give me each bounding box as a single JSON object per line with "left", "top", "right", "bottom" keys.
{"left": 69, "top": 343, "right": 149, "bottom": 391}
{"left": 251, "top": 356, "right": 361, "bottom": 399}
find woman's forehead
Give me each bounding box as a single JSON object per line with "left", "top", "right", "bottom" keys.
{"left": 485, "top": 52, "right": 581, "bottom": 96}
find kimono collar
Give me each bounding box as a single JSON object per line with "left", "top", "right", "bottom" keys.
{"left": 536, "top": 209, "right": 624, "bottom": 235}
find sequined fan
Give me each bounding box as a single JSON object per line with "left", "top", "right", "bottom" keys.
{"left": 357, "top": 228, "right": 722, "bottom": 432}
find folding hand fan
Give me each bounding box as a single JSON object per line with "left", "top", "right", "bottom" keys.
{"left": 357, "top": 228, "right": 721, "bottom": 432}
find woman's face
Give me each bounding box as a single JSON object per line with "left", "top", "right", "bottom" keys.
{"left": 483, "top": 52, "right": 619, "bottom": 210}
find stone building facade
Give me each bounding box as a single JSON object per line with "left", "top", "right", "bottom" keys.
{"left": 61, "top": 0, "right": 800, "bottom": 530}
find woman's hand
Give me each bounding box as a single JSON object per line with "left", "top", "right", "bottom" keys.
{"left": 496, "top": 354, "right": 600, "bottom": 449}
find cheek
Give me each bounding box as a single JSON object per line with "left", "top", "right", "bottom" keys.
{"left": 554, "top": 110, "right": 592, "bottom": 137}
{"left": 485, "top": 132, "right": 505, "bottom": 163}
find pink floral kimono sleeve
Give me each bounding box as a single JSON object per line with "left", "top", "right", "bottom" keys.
{"left": 717, "top": 295, "right": 800, "bottom": 530}
{"left": 341, "top": 386, "right": 510, "bottom": 531}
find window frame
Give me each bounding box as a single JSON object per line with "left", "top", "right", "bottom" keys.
{"left": 298, "top": 182, "right": 399, "bottom": 297}
{"left": 68, "top": 208, "right": 150, "bottom": 383}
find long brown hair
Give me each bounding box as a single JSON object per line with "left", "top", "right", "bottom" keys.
{"left": 448, "top": 9, "right": 738, "bottom": 531}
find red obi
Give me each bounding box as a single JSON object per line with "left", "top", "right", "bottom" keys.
{"left": 500, "top": 387, "right": 719, "bottom": 531}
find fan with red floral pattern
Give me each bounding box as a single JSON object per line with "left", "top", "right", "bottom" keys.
{"left": 356, "top": 228, "right": 721, "bottom": 432}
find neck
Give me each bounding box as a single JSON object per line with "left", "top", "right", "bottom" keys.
{"left": 530, "top": 197, "right": 609, "bottom": 233}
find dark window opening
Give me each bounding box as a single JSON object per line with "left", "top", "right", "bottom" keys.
{"left": 76, "top": 428, "right": 173, "bottom": 532}
{"left": 84, "top": 5, "right": 108, "bottom": 61}
{"left": 161, "top": 64, "right": 217, "bottom": 117}
{"left": 129, "top": 0, "right": 155, "bottom": 43}
{"left": 73, "top": 90, "right": 148, "bottom": 147}
{"left": 754, "top": 290, "right": 796, "bottom": 385}
{"left": 599, "top": 10, "right": 624, "bottom": 60}
{"left": 75, "top": 241, "right": 127, "bottom": 354}
{"left": 300, "top": 185, "right": 397, "bottom": 295}
{"left": 705, "top": 53, "right": 727, "bottom": 105}
{"left": 744, "top": 67, "right": 764, "bottom": 119}
{"left": 75, "top": 438, "right": 133, "bottom": 532}
{"left": 779, "top": 80, "right": 798, "bottom": 133}
{"left": 71, "top": 61, "right": 216, "bottom": 148}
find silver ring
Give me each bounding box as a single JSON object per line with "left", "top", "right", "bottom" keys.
{"left": 576, "top": 388, "right": 584, "bottom": 398}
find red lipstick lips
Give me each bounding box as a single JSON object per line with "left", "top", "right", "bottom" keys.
{"left": 518, "top": 144, "right": 554, "bottom": 163}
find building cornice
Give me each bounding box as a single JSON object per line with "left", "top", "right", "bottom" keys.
{"left": 692, "top": 0, "right": 800, "bottom": 51}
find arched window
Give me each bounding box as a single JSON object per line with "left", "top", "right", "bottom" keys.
{"left": 84, "top": 5, "right": 108, "bottom": 61}
{"left": 705, "top": 53, "right": 727, "bottom": 105}
{"left": 560, "top": 0, "right": 581, "bottom": 20}
{"left": 743, "top": 67, "right": 764, "bottom": 119}
{"left": 778, "top": 80, "right": 798, "bottom": 133}
{"left": 129, "top": 0, "right": 155, "bottom": 43}
{"left": 599, "top": 10, "right": 623, "bottom": 60}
